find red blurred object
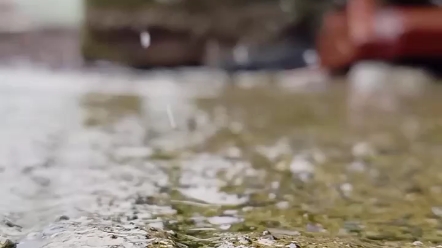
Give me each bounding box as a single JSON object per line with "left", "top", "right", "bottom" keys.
{"left": 317, "top": 0, "right": 442, "bottom": 72}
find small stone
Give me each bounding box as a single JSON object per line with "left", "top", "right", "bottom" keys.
{"left": 0, "top": 238, "right": 16, "bottom": 248}
{"left": 238, "top": 236, "right": 252, "bottom": 245}
{"left": 111, "top": 234, "right": 118, "bottom": 239}
{"left": 261, "top": 230, "right": 277, "bottom": 241}
{"left": 58, "top": 215, "right": 70, "bottom": 221}
{"left": 289, "top": 156, "right": 314, "bottom": 182}
{"left": 262, "top": 230, "right": 271, "bottom": 236}
{"left": 148, "top": 222, "right": 164, "bottom": 230}
{"left": 413, "top": 241, "right": 423, "bottom": 246}
{"left": 218, "top": 241, "right": 236, "bottom": 248}
{"left": 352, "top": 142, "right": 374, "bottom": 158}
{"left": 289, "top": 156, "right": 314, "bottom": 174}
{"left": 286, "top": 242, "right": 300, "bottom": 248}
{"left": 339, "top": 183, "right": 353, "bottom": 197}
{"left": 432, "top": 207, "right": 442, "bottom": 217}
{"left": 276, "top": 201, "right": 290, "bottom": 209}
{"left": 257, "top": 238, "right": 275, "bottom": 246}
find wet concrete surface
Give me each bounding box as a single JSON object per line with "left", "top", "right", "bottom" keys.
{"left": 0, "top": 30, "right": 442, "bottom": 248}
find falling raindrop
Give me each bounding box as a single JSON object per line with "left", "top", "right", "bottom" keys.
{"left": 233, "top": 45, "right": 249, "bottom": 65}
{"left": 140, "top": 31, "right": 151, "bottom": 48}
{"left": 166, "top": 104, "right": 176, "bottom": 129}
{"left": 303, "top": 49, "right": 318, "bottom": 67}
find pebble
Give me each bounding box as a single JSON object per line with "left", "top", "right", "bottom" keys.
{"left": 276, "top": 201, "right": 290, "bottom": 209}
{"left": 286, "top": 242, "right": 300, "bottom": 248}
{"left": 432, "top": 207, "right": 442, "bottom": 217}
{"left": 351, "top": 142, "right": 374, "bottom": 158}
{"left": 289, "top": 156, "right": 314, "bottom": 174}
{"left": 339, "top": 183, "right": 353, "bottom": 197}
{"left": 289, "top": 156, "right": 315, "bottom": 182}
{"left": 262, "top": 230, "right": 271, "bottom": 236}
{"left": 238, "top": 236, "right": 252, "bottom": 245}
{"left": 0, "top": 238, "right": 15, "bottom": 248}
{"left": 257, "top": 238, "right": 275, "bottom": 246}
{"left": 413, "top": 241, "right": 423, "bottom": 246}
{"left": 57, "top": 215, "right": 70, "bottom": 221}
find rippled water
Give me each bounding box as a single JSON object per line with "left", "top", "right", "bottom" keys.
{"left": 0, "top": 65, "right": 442, "bottom": 247}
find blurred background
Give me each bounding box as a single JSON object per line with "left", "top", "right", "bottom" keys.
{"left": 0, "top": 1, "right": 442, "bottom": 248}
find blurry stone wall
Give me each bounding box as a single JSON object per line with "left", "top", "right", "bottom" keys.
{"left": 82, "top": 0, "right": 332, "bottom": 67}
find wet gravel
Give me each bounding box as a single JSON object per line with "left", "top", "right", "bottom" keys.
{"left": 0, "top": 65, "right": 223, "bottom": 247}
{"left": 0, "top": 29, "right": 440, "bottom": 248}
{"left": 0, "top": 64, "right": 323, "bottom": 248}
